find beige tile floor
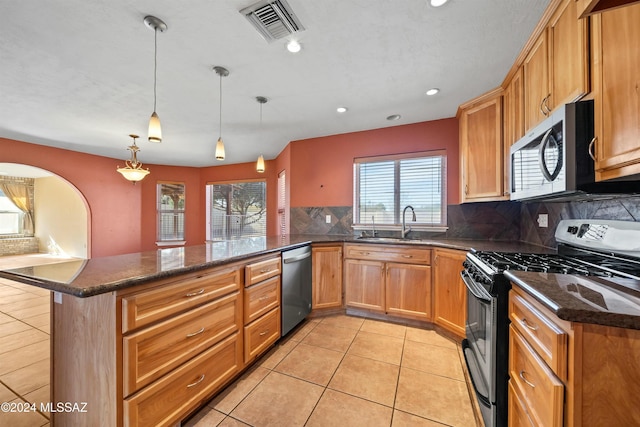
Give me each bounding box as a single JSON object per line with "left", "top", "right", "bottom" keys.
{"left": 0, "top": 254, "right": 67, "bottom": 427}
{"left": 185, "top": 314, "right": 480, "bottom": 427}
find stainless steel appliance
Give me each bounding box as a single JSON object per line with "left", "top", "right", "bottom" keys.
{"left": 462, "top": 219, "right": 640, "bottom": 427}
{"left": 510, "top": 100, "right": 637, "bottom": 201}
{"left": 281, "top": 245, "right": 312, "bottom": 336}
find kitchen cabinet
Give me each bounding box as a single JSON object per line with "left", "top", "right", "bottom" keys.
{"left": 344, "top": 244, "right": 432, "bottom": 320}
{"left": 503, "top": 66, "right": 524, "bottom": 147}
{"left": 243, "top": 255, "right": 281, "bottom": 364}
{"left": 509, "top": 286, "right": 640, "bottom": 426}
{"left": 590, "top": 4, "right": 640, "bottom": 180}
{"left": 523, "top": 0, "right": 589, "bottom": 133}
{"left": 577, "top": 0, "right": 640, "bottom": 17}
{"left": 50, "top": 255, "right": 283, "bottom": 427}
{"left": 432, "top": 248, "right": 467, "bottom": 338}
{"left": 312, "top": 244, "right": 343, "bottom": 310}
{"left": 458, "top": 88, "right": 508, "bottom": 202}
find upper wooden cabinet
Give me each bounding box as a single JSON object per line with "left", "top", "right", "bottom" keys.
{"left": 523, "top": 0, "right": 589, "bottom": 133}
{"left": 577, "top": 0, "right": 640, "bottom": 17}
{"left": 459, "top": 89, "right": 507, "bottom": 202}
{"left": 503, "top": 66, "right": 524, "bottom": 147}
{"left": 591, "top": 3, "right": 640, "bottom": 180}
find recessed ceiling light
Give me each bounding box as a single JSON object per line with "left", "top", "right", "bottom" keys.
{"left": 286, "top": 40, "right": 301, "bottom": 53}
{"left": 430, "top": 0, "right": 449, "bottom": 7}
{"left": 426, "top": 88, "right": 440, "bottom": 96}
{"left": 336, "top": 107, "right": 348, "bottom": 113}
{"left": 387, "top": 114, "right": 401, "bottom": 121}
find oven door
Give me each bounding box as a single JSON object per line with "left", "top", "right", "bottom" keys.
{"left": 461, "top": 270, "right": 496, "bottom": 404}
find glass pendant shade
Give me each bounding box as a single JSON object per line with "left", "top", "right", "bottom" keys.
{"left": 215, "top": 137, "right": 225, "bottom": 161}
{"left": 148, "top": 111, "right": 162, "bottom": 143}
{"left": 117, "top": 134, "right": 150, "bottom": 183}
{"left": 256, "top": 155, "right": 265, "bottom": 173}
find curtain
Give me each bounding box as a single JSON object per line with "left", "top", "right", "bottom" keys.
{"left": 0, "top": 182, "right": 34, "bottom": 235}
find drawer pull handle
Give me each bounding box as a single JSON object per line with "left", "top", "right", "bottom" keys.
{"left": 185, "top": 289, "right": 205, "bottom": 297}
{"left": 259, "top": 268, "right": 271, "bottom": 273}
{"left": 258, "top": 296, "right": 270, "bottom": 301}
{"left": 259, "top": 329, "right": 270, "bottom": 336}
{"left": 187, "top": 374, "right": 206, "bottom": 388}
{"left": 402, "top": 255, "right": 413, "bottom": 258}
{"left": 186, "top": 327, "right": 205, "bottom": 338}
{"left": 519, "top": 371, "right": 536, "bottom": 388}
{"left": 521, "top": 318, "right": 539, "bottom": 331}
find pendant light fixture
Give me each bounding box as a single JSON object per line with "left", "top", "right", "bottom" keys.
{"left": 144, "top": 15, "right": 167, "bottom": 143}
{"left": 256, "top": 96, "right": 268, "bottom": 173}
{"left": 117, "top": 134, "right": 150, "bottom": 183}
{"left": 213, "top": 66, "right": 229, "bottom": 161}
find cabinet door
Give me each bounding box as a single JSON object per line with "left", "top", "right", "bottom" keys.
{"left": 312, "top": 245, "right": 343, "bottom": 309}
{"left": 385, "top": 263, "right": 432, "bottom": 321}
{"left": 344, "top": 259, "right": 385, "bottom": 312}
{"left": 504, "top": 67, "right": 524, "bottom": 147}
{"left": 433, "top": 249, "right": 467, "bottom": 338}
{"left": 548, "top": 0, "right": 590, "bottom": 109}
{"left": 523, "top": 31, "right": 550, "bottom": 132}
{"left": 460, "top": 94, "right": 506, "bottom": 202}
{"left": 592, "top": 4, "right": 640, "bottom": 180}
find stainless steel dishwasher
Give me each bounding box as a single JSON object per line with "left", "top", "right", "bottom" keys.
{"left": 281, "top": 245, "right": 312, "bottom": 336}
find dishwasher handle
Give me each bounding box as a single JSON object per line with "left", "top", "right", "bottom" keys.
{"left": 283, "top": 251, "right": 311, "bottom": 264}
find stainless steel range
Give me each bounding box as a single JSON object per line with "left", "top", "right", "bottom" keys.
{"left": 461, "top": 219, "right": 640, "bottom": 427}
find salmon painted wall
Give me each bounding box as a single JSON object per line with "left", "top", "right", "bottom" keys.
{"left": 199, "top": 160, "right": 279, "bottom": 237}
{"left": 288, "top": 118, "right": 460, "bottom": 207}
{"left": 0, "top": 137, "right": 141, "bottom": 257}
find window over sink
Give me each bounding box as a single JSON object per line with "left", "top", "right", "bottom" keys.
{"left": 353, "top": 151, "right": 447, "bottom": 233}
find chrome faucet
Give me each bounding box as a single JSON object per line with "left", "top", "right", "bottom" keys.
{"left": 371, "top": 215, "right": 377, "bottom": 237}
{"left": 402, "top": 205, "right": 416, "bottom": 238}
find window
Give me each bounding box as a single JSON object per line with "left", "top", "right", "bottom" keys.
{"left": 206, "top": 180, "right": 266, "bottom": 240}
{"left": 354, "top": 151, "right": 447, "bottom": 231}
{"left": 0, "top": 189, "right": 24, "bottom": 235}
{"left": 157, "top": 182, "right": 185, "bottom": 243}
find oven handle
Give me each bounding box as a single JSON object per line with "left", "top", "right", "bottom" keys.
{"left": 460, "top": 270, "right": 492, "bottom": 303}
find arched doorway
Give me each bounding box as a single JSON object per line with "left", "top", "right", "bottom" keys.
{"left": 0, "top": 163, "right": 90, "bottom": 258}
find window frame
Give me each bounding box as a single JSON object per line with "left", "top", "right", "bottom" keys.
{"left": 205, "top": 178, "right": 267, "bottom": 241}
{"left": 156, "top": 181, "right": 186, "bottom": 246}
{"left": 353, "top": 150, "right": 448, "bottom": 233}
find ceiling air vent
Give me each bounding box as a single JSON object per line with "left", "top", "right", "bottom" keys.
{"left": 240, "top": 0, "right": 305, "bottom": 42}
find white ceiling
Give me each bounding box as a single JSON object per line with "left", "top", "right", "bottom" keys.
{"left": 0, "top": 0, "right": 550, "bottom": 168}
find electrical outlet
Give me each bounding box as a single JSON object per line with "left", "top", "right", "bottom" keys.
{"left": 325, "top": 215, "right": 332, "bottom": 224}
{"left": 537, "top": 214, "right": 548, "bottom": 228}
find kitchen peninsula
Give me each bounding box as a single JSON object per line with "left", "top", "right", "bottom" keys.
{"left": 0, "top": 235, "right": 551, "bottom": 426}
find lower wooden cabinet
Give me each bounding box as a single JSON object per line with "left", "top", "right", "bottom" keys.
{"left": 344, "top": 244, "right": 432, "bottom": 320}
{"left": 312, "top": 244, "right": 343, "bottom": 309}
{"left": 432, "top": 248, "right": 467, "bottom": 337}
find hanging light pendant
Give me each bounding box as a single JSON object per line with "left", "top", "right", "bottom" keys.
{"left": 213, "top": 66, "right": 229, "bottom": 161}
{"left": 256, "top": 96, "right": 268, "bottom": 173}
{"left": 117, "top": 134, "right": 150, "bottom": 183}
{"left": 144, "top": 15, "right": 167, "bottom": 143}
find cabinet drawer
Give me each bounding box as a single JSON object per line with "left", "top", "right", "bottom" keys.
{"left": 123, "top": 292, "right": 241, "bottom": 397}
{"left": 509, "top": 290, "right": 568, "bottom": 380}
{"left": 244, "top": 307, "right": 280, "bottom": 363}
{"left": 245, "top": 256, "right": 281, "bottom": 286}
{"left": 508, "top": 380, "right": 535, "bottom": 427}
{"left": 344, "top": 244, "right": 431, "bottom": 264}
{"left": 123, "top": 333, "right": 241, "bottom": 427}
{"left": 244, "top": 275, "right": 281, "bottom": 324}
{"left": 509, "top": 325, "right": 564, "bottom": 427}
{"left": 122, "top": 267, "right": 241, "bottom": 333}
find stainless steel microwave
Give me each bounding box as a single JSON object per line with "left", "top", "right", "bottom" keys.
{"left": 510, "top": 100, "right": 637, "bottom": 201}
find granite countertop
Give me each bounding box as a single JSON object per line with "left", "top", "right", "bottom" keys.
{"left": 505, "top": 270, "right": 640, "bottom": 330}
{"left": 0, "top": 234, "right": 552, "bottom": 298}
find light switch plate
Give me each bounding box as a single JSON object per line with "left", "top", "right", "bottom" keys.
{"left": 54, "top": 291, "right": 62, "bottom": 304}
{"left": 325, "top": 215, "right": 332, "bottom": 224}
{"left": 537, "top": 214, "right": 548, "bottom": 228}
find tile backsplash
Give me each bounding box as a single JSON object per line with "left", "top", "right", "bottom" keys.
{"left": 291, "top": 196, "right": 640, "bottom": 249}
